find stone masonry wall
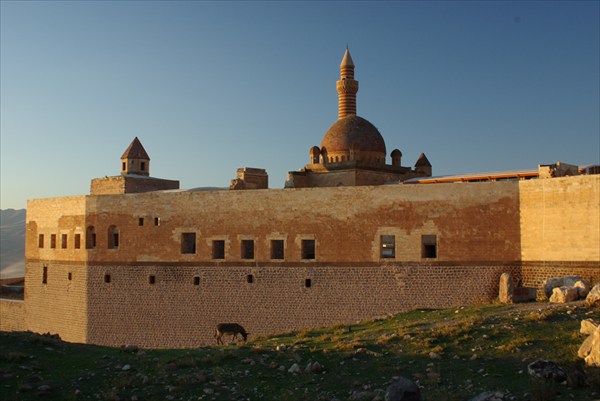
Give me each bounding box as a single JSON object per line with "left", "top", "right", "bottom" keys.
{"left": 519, "top": 175, "right": 600, "bottom": 262}
{"left": 0, "top": 300, "right": 25, "bottom": 332}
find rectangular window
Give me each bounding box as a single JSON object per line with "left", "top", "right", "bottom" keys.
{"left": 270, "top": 240, "right": 284, "bottom": 260}
{"left": 74, "top": 234, "right": 81, "bottom": 249}
{"left": 122, "top": 162, "right": 126, "bottom": 171}
{"left": 193, "top": 276, "right": 200, "bottom": 286}
{"left": 241, "top": 240, "right": 254, "bottom": 259}
{"left": 61, "top": 234, "right": 68, "bottom": 249}
{"left": 141, "top": 162, "right": 146, "bottom": 171}
{"left": 50, "top": 234, "right": 57, "bottom": 249}
{"left": 42, "top": 266, "right": 48, "bottom": 284}
{"left": 149, "top": 275, "right": 156, "bottom": 284}
{"left": 301, "top": 239, "right": 315, "bottom": 260}
{"left": 181, "top": 233, "right": 196, "bottom": 254}
{"left": 138, "top": 218, "right": 144, "bottom": 226}
{"left": 212, "top": 240, "right": 225, "bottom": 259}
{"left": 68, "top": 272, "right": 72, "bottom": 281}
{"left": 38, "top": 234, "right": 44, "bottom": 248}
{"left": 112, "top": 233, "right": 119, "bottom": 248}
{"left": 422, "top": 235, "right": 437, "bottom": 258}
{"left": 305, "top": 278, "right": 312, "bottom": 288}
{"left": 104, "top": 274, "right": 111, "bottom": 283}
{"left": 154, "top": 217, "right": 160, "bottom": 226}
{"left": 246, "top": 274, "right": 254, "bottom": 284}
{"left": 380, "top": 235, "right": 395, "bottom": 258}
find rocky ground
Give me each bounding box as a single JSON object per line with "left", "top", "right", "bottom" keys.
{"left": 0, "top": 301, "right": 599, "bottom": 401}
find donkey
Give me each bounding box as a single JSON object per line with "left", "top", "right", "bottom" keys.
{"left": 214, "top": 323, "right": 249, "bottom": 345}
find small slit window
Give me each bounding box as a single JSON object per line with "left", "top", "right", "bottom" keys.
{"left": 154, "top": 217, "right": 160, "bottom": 226}
{"left": 193, "top": 276, "right": 200, "bottom": 286}
{"left": 305, "top": 278, "right": 312, "bottom": 288}
{"left": 61, "top": 234, "right": 68, "bottom": 249}
{"left": 270, "top": 240, "right": 284, "bottom": 260}
{"left": 141, "top": 161, "right": 146, "bottom": 171}
{"left": 380, "top": 235, "right": 395, "bottom": 258}
{"left": 50, "top": 234, "right": 57, "bottom": 249}
{"left": 422, "top": 235, "right": 437, "bottom": 259}
{"left": 301, "top": 239, "right": 315, "bottom": 260}
{"left": 181, "top": 232, "right": 196, "bottom": 254}
{"left": 149, "top": 275, "right": 156, "bottom": 284}
{"left": 241, "top": 240, "right": 254, "bottom": 260}
{"left": 38, "top": 234, "right": 44, "bottom": 248}
{"left": 246, "top": 274, "right": 254, "bottom": 284}
{"left": 138, "top": 218, "right": 144, "bottom": 226}
{"left": 212, "top": 240, "right": 225, "bottom": 259}
{"left": 104, "top": 274, "right": 111, "bottom": 283}
{"left": 42, "top": 266, "right": 48, "bottom": 284}
{"left": 74, "top": 234, "right": 81, "bottom": 249}
{"left": 68, "top": 272, "right": 72, "bottom": 281}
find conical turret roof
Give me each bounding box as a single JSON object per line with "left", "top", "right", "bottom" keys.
{"left": 415, "top": 153, "right": 431, "bottom": 167}
{"left": 121, "top": 137, "right": 150, "bottom": 160}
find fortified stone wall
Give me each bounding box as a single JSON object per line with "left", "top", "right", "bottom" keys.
{"left": 24, "top": 262, "right": 88, "bottom": 343}
{"left": 78, "top": 180, "right": 521, "bottom": 264}
{"left": 0, "top": 300, "right": 25, "bottom": 332}
{"left": 6, "top": 175, "right": 598, "bottom": 347}
{"left": 519, "top": 175, "right": 600, "bottom": 262}
{"left": 83, "top": 264, "right": 507, "bottom": 348}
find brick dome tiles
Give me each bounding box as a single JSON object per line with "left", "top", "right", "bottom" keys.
{"left": 321, "top": 115, "right": 386, "bottom": 154}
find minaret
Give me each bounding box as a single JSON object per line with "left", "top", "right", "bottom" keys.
{"left": 336, "top": 48, "right": 359, "bottom": 119}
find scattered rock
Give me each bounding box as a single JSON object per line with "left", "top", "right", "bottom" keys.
{"left": 581, "top": 319, "right": 598, "bottom": 336}
{"left": 549, "top": 286, "right": 579, "bottom": 303}
{"left": 428, "top": 352, "right": 441, "bottom": 360}
{"left": 584, "top": 326, "right": 600, "bottom": 367}
{"left": 203, "top": 388, "right": 214, "bottom": 395}
{"left": 586, "top": 284, "right": 600, "bottom": 307}
{"left": 385, "top": 377, "right": 421, "bottom": 401}
{"left": 468, "top": 391, "right": 505, "bottom": 401}
{"left": 288, "top": 363, "right": 300, "bottom": 374}
{"left": 544, "top": 276, "right": 590, "bottom": 302}
{"left": 122, "top": 344, "right": 139, "bottom": 353}
{"left": 527, "top": 360, "right": 566, "bottom": 382}
{"left": 276, "top": 344, "right": 287, "bottom": 352}
{"left": 349, "top": 391, "right": 375, "bottom": 400}
{"left": 121, "top": 364, "right": 131, "bottom": 371}
{"left": 37, "top": 384, "right": 51, "bottom": 392}
{"left": 311, "top": 361, "right": 323, "bottom": 373}
{"left": 574, "top": 280, "right": 591, "bottom": 298}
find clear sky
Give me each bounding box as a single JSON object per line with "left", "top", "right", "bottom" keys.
{"left": 1, "top": 1, "right": 598, "bottom": 210}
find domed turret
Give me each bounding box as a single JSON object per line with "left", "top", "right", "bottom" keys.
{"left": 321, "top": 115, "right": 386, "bottom": 164}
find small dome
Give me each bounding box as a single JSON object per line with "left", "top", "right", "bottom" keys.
{"left": 321, "top": 115, "right": 386, "bottom": 155}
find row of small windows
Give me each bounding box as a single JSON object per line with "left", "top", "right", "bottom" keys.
{"left": 37, "top": 228, "right": 435, "bottom": 260}
{"left": 41, "top": 269, "right": 313, "bottom": 289}
{"left": 181, "top": 234, "right": 316, "bottom": 260}
{"left": 38, "top": 226, "right": 119, "bottom": 250}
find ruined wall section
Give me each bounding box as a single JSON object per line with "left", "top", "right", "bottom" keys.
{"left": 519, "top": 175, "right": 599, "bottom": 263}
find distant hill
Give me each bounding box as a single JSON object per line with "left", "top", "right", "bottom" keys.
{"left": 0, "top": 209, "right": 26, "bottom": 278}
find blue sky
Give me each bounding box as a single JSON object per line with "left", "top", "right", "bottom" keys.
{"left": 1, "top": 1, "right": 598, "bottom": 210}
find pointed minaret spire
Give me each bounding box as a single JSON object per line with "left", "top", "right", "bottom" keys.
{"left": 336, "top": 48, "right": 359, "bottom": 119}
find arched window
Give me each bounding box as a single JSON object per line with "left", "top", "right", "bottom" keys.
{"left": 108, "top": 225, "right": 119, "bottom": 249}
{"left": 86, "top": 226, "right": 96, "bottom": 249}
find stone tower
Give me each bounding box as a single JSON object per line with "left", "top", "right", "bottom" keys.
{"left": 336, "top": 48, "right": 359, "bottom": 119}
{"left": 121, "top": 137, "right": 150, "bottom": 176}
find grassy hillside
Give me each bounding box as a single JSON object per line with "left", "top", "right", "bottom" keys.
{"left": 1, "top": 302, "right": 598, "bottom": 401}
{"left": 0, "top": 208, "right": 26, "bottom": 279}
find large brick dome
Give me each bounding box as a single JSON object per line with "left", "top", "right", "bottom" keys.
{"left": 321, "top": 115, "right": 386, "bottom": 155}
